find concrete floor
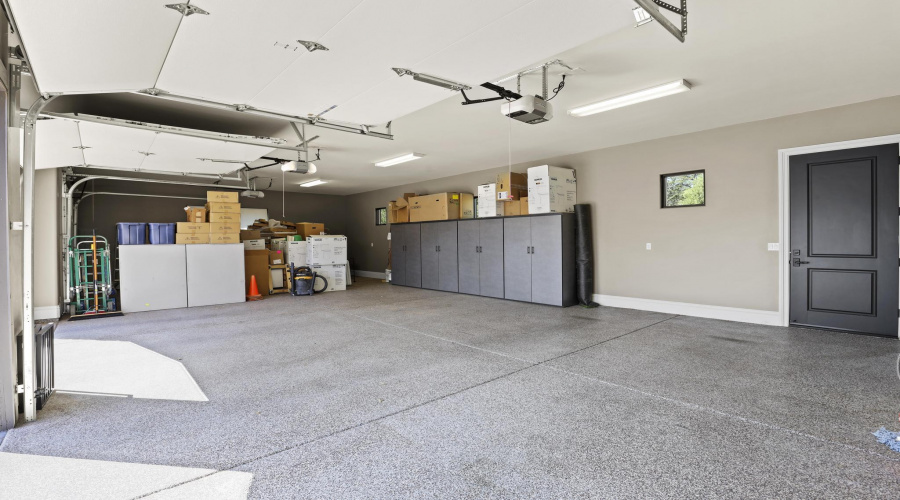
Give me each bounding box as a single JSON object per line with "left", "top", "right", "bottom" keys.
{"left": 3, "top": 278, "right": 900, "bottom": 498}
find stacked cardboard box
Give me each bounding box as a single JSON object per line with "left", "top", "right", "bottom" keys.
{"left": 307, "top": 235, "right": 348, "bottom": 292}
{"left": 205, "top": 191, "right": 241, "bottom": 243}
{"left": 478, "top": 172, "right": 530, "bottom": 218}
{"left": 527, "top": 165, "right": 577, "bottom": 214}
{"left": 175, "top": 222, "right": 210, "bottom": 244}
{"left": 408, "top": 193, "right": 461, "bottom": 222}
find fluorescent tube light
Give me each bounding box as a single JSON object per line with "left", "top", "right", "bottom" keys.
{"left": 568, "top": 79, "right": 692, "bottom": 117}
{"left": 299, "top": 179, "right": 327, "bottom": 187}
{"left": 375, "top": 153, "right": 425, "bottom": 168}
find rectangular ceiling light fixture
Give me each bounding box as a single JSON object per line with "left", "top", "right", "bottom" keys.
{"left": 568, "top": 79, "right": 691, "bottom": 117}
{"left": 374, "top": 153, "right": 425, "bottom": 168}
{"left": 299, "top": 179, "right": 327, "bottom": 187}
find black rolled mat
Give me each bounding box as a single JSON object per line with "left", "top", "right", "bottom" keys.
{"left": 575, "top": 204, "right": 599, "bottom": 307}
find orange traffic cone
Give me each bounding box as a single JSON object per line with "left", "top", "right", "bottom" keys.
{"left": 247, "top": 275, "right": 263, "bottom": 301}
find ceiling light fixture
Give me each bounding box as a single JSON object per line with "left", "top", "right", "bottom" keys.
{"left": 392, "top": 68, "right": 471, "bottom": 92}
{"left": 568, "top": 79, "right": 691, "bottom": 117}
{"left": 374, "top": 153, "right": 425, "bottom": 168}
{"left": 299, "top": 179, "right": 327, "bottom": 187}
{"left": 632, "top": 7, "right": 653, "bottom": 27}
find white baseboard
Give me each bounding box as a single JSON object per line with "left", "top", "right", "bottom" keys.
{"left": 594, "top": 294, "right": 781, "bottom": 326}
{"left": 353, "top": 270, "right": 386, "bottom": 280}
{"left": 34, "top": 305, "right": 61, "bottom": 320}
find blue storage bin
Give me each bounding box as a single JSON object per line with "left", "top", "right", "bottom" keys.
{"left": 148, "top": 223, "right": 177, "bottom": 244}
{"left": 116, "top": 223, "right": 147, "bottom": 245}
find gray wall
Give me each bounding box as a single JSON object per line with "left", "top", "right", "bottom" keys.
{"left": 345, "top": 96, "right": 900, "bottom": 312}
{"left": 75, "top": 180, "right": 348, "bottom": 249}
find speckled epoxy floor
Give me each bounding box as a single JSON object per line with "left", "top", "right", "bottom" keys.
{"left": 3, "top": 278, "right": 900, "bottom": 499}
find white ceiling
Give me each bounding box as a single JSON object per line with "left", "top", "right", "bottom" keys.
{"left": 242, "top": 0, "right": 900, "bottom": 195}
{"left": 36, "top": 116, "right": 276, "bottom": 173}
{"left": 11, "top": 0, "right": 633, "bottom": 124}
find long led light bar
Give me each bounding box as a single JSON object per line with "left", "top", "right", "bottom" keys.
{"left": 568, "top": 79, "right": 691, "bottom": 117}
{"left": 375, "top": 153, "right": 425, "bottom": 168}
{"left": 299, "top": 179, "right": 327, "bottom": 187}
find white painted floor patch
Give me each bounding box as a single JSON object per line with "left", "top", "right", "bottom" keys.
{"left": 0, "top": 452, "right": 251, "bottom": 499}
{"left": 55, "top": 340, "right": 208, "bottom": 402}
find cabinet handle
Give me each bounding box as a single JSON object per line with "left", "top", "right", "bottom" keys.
{"left": 530, "top": 246, "right": 535, "bottom": 254}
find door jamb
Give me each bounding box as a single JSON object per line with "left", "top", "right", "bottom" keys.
{"left": 777, "top": 134, "right": 900, "bottom": 334}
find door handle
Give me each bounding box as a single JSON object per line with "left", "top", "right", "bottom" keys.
{"left": 791, "top": 258, "right": 810, "bottom": 267}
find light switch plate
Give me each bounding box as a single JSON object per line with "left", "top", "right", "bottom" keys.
{"left": 646, "top": 243, "right": 651, "bottom": 250}
{"left": 387, "top": 233, "right": 391, "bottom": 240}
{"left": 767, "top": 243, "right": 779, "bottom": 251}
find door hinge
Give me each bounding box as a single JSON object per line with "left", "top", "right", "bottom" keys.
{"left": 15, "top": 384, "right": 24, "bottom": 394}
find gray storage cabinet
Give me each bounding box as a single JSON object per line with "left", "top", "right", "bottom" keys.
{"left": 186, "top": 243, "right": 246, "bottom": 307}
{"left": 503, "top": 214, "right": 576, "bottom": 306}
{"left": 421, "top": 221, "right": 459, "bottom": 292}
{"left": 458, "top": 219, "right": 504, "bottom": 298}
{"left": 391, "top": 223, "right": 421, "bottom": 287}
{"left": 119, "top": 244, "right": 188, "bottom": 313}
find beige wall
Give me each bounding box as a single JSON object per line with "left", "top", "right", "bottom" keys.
{"left": 346, "top": 96, "right": 900, "bottom": 312}
{"left": 34, "top": 169, "right": 60, "bottom": 317}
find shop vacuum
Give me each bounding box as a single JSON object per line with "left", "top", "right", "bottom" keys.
{"left": 289, "top": 264, "right": 329, "bottom": 296}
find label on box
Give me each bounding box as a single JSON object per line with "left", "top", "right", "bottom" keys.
{"left": 209, "top": 233, "right": 239, "bottom": 244}
{"left": 209, "top": 212, "right": 240, "bottom": 223}
{"left": 175, "top": 233, "right": 210, "bottom": 244}
{"left": 243, "top": 239, "right": 266, "bottom": 250}
{"left": 207, "top": 191, "right": 239, "bottom": 203}
{"left": 176, "top": 222, "right": 209, "bottom": 234}
{"left": 209, "top": 223, "right": 240, "bottom": 233}
{"left": 205, "top": 202, "right": 241, "bottom": 213}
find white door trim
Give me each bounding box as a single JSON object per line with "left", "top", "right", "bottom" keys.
{"left": 777, "top": 134, "right": 900, "bottom": 330}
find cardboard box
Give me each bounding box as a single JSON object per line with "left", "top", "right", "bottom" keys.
{"left": 205, "top": 202, "right": 241, "bottom": 214}
{"left": 244, "top": 249, "right": 270, "bottom": 296}
{"left": 243, "top": 239, "right": 266, "bottom": 250}
{"left": 528, "top": 165, "right": 577, "bottom": 214}
{"left": 241, "top": 229, "right": 262, "bottom": 240}
{"left": 208, "top": 191, "right": 239, "bottom": 203}
{"left": 296, "top": 222, "right": 325, "bottom": 238}
{"left": 269, "top": 250, "right": 285, "bottom": 266}
{"left": 209, "top": 212, "right": 241, "bottom": 224}
{"left": 388, "top": 199, "right": 409, "bottom": 224}
{"left": 496, "top": 172, "right": 527, "bottom": 200}
{"left": 307, "top": 235, "right": 348, "bottom": 265}
{"left": 269, "top": 238, "right": 287, "bottom": 252}
{"left": 209, "top": 233, "right": 239, "bottom": 244}
{"left": 459, "top": 193, "right": 475, "bottom": 219}
{"left": 503, "top": 199, "right": 522, "bottom": 216}
{"left": 477, "top": 184, "right": 504, "bottom": 218}
{"left": 311, "top": 264, "right": 347, "bottom": 292}
{"left": 209, "top": 222, "right": 240, "bottom": 233}
{"left": 286, "top": 241, "right": 308, "bottom": 267}
{"left": 520, "top": 197, "right": 529, "bottom": 215}
{"left": 175, "top": 233, "right": 210, "bottom": 244}
{"left": 185, "top": 206, "right": 207, "bottom": 223}
{"left": 409, "top": 193, "right": 460, "bottom": 222}
{"left": 176, "top": 222, "right": 210, "bottom": 234}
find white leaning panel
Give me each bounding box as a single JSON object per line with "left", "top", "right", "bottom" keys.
{"left": 9, "top": 0, "right": 180, "bottom": 93}
{"left": 119, "top": 244, "right": 189, "bottom": 313}
{"left": 185, "top": 244, "right": 245, "bottom": 307}
{"left": 35, "top": 118, "right": 82, "bottom": 169}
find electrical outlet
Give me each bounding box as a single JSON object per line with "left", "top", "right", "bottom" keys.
{"left": 387, "top": 233, "right": 391, "bottom": 240}
{"left": 767, "top": 243, "right": 779, "bottom": 251}
{"left": 646, "top": 243, "right": 651, "bottom": 250}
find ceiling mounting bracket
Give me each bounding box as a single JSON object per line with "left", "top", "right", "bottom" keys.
{"left": 633, "top": 0, "right": 687, "bottom": 42}
{"left": 297, "top": 40, "right": 329, "bottom": 52}
{"left": 392, "top": 67, "right": 472, "bottom": 92}
{"left": 165, "top": 3, "right": 210, "bottom": 17}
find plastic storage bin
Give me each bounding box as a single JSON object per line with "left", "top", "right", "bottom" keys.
{"left": 117, "top": 223, "right": 147, "bottom": 245}
{"left": 148, "top": 223, "right": 177, "bottom": 244}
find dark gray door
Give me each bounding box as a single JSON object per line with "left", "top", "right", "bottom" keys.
{"left": 391, "top": 225, "right": 406, "bottom": 286}
{"left": 479, "top": 219, "right": 505, "bottom": 298}
{"left": 438, "top": 221, "right": 459, "bottom": 292}
{"left": 790, "top": 144, "right": 899, "bottom": 337}
{"left": 420, "top": 223, "right": 439, "bottom": 290}
{"left": 458, "top": 220, "right": 480, "bottom": 295}
{"left": 531, "top": 215, "right": 563, "bottom": 306}
{"left": 406, "top": 223, "right": 422, "bottom": 288}
{"left": 504, "top": 217, "right": 532, "bottom": 302}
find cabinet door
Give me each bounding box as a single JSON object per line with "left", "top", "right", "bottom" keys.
{"left": 420, "top": 223, "right": 440, "bottom": 290}
{"left": 405, "top": 223, "right": 422, "bottom": 288}
{"left": 479, "top": 219, "right": 505, "bottom": 298}
{"left": 503, "top": 217, "right": 532, "bottom": 302}
{"left": 457, "top": 220, "right": 480, "bottom": 295}
{"left": 438, "top": 221, "right": 459, "bottom": 292}
{"left": 391, "top": 225, "right": 406, "bottom": 286}
{"left": 530, "top": 215, "right": 564, "bottom": 306}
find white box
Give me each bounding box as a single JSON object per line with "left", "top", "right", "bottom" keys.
{"left": 286, "top": 240, "right": 308, "bottom": 267}
{"left": 243, "top": 239, "right": 265, "bottom": 250}
{"left": 270, "top": 238, "right": 287, "bottom": 252}
{"left": 477, "top": 183, "right": 504, "bottom": 218}
{"left": 527, "top": 165, "right": 576, "bottom": 214}
{"left": 307, "top": 235, "right": 348, "bottom": 265}
{"left": 311, "top": 264, "right": 347, "bottom": 292}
